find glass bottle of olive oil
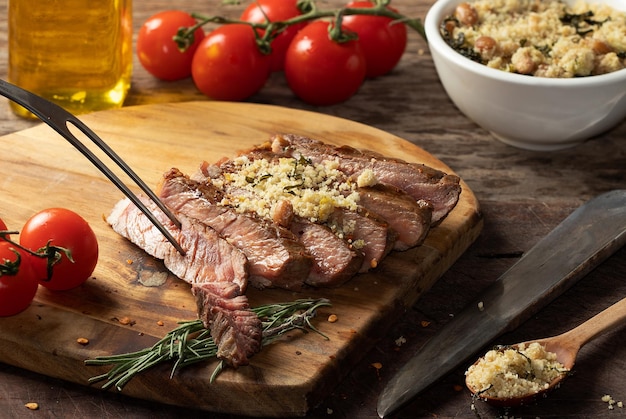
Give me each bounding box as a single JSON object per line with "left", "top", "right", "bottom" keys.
{"left": 8, "top": 0, "right": 133, "bottom": 118}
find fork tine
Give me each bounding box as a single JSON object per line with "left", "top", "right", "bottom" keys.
{"left": 0, "top": 79, "right": 185, "bottom": 256}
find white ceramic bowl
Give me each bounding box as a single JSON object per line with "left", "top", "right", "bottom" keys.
{"left": 424, "top": 0, "right": 626, "bottom": 151}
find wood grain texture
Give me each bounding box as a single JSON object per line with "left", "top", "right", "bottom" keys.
{"left": 0, "top": 102, "right": 481, "bottom": 416}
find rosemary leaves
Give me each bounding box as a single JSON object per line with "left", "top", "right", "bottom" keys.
{"left": 86, "top": 298, "right": 331, "bottom": 391}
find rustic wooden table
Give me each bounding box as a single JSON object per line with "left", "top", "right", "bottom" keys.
{"left": 1, "top": 1, "right": 625, "bottom": 418}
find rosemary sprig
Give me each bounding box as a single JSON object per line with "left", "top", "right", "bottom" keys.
{"left": 85, "top": 298, "right": 331, "bottom": 391}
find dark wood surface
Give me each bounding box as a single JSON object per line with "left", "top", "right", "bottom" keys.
{"left": 1, "top": 1, "right": 625, "bottom": 418}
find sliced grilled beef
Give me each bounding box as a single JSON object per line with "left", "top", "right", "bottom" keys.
{"left": 206, "top": 148, "right": 396, "bottom": 276}
{"left": 227, "top": 146, "right": 397, "bottom": 271}
{"left": 290, "top": 217, "right": 363, "bottom": 287}
{"left": 192, "top": 282, "right": 262, "bottom": 368}
{"left": 326, "top": 207, "right": 396, "bottom": 272}
{"left": 357, "top": 184, "right": 433, "bottom": 251}
{"left": 196, "top": 164, "right": 366, "bottom": 287}
{"left": 270, "top": 134, "right": 461, "bottom": 225}
{"left": 107, "top": 196, "right": 248, "bottom": 290}
{"left": 107, "top": 196, "right": 262, "bottom": 367}
{"left": 157, "top": 168, "right": 312, "bottom": 291}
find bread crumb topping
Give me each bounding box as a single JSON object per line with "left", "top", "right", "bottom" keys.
{"left": 219, "top": 155, "right": 362, "bottom": 223}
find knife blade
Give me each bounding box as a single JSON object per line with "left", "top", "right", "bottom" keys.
{"left": 378, "top": 190, "right": 626, "bottom": 418}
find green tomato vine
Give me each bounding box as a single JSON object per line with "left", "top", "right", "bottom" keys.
{"left": 173, "top": 0, "right": 426, "bottom": 55}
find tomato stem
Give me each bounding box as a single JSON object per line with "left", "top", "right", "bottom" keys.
{"left": 0, "top": 234, "right": 74, "bottom": 282}
{"left": 177, "top": 0, "right": 425, "bottom": 54}
{"left": 0, "top": 246, "right": 22, "bottom": 276}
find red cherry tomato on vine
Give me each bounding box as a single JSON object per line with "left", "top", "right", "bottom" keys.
{"left": 240, "top": 0, "right": 308, "bottom": 72}
{"left": 284, "top": 21, "right": 366, "bottom": 106}
{"left": 0, "top": 218, "right": 9, "bottom": 239}
{"left": 20, "top": 208, "right": 98, "bottom": 291}
{"left": 137, "top": 10, "right": 205, "bottom": 81}
{"left": 342, "top": 1, "right": 408, "bottom": 78}
{"left": 191, "top": 24, "right": 272, "bottom": 101}
{"left": 0, "top": 242, "right": 38, "bottom": 316}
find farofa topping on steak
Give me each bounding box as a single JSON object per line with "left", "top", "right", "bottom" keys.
{"left": 442, "top": 0, "right": 626, "bottom": 77}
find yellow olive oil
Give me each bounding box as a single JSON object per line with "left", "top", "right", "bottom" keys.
{"left": 8, "top": 0, "right": 133, "bottom": 118}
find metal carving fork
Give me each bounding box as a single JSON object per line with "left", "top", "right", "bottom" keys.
{"left": 0, "top": 79, "right": 185, "bottom": 255}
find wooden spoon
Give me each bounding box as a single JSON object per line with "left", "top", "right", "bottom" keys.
{"left": 466, "top": 295, "right": 626, "bottom": 407}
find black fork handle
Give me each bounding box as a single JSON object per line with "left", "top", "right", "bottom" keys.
{"left": 0, "top": 79, "right": 185, "bottom": 256}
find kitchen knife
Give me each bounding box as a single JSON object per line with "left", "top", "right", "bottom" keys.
{"left": 378, "top": 190, "right": 626, "bottom": 418}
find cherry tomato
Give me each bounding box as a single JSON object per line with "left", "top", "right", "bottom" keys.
{"left": 20, "top": 208, "right": 98, "bottom": 291}
{"left": 0, "top": 242, "right": 38, "bottom": 317}
{"left": 240, "top": 0, "right": 308, "bottom": 72}
{"left": 342, "top": 1, "right": 408, "bottom": 78}
{"left": 137, "top": 10, "right": 205, "bottom": 81}
{"left": 284, "top": 21, "right": 367, "bottom": 106}
{"left": 191, "top": 24, "right": 272, "bottom": 101}
{"left": 0, "top": 218, "right": 9, "bottom": 240}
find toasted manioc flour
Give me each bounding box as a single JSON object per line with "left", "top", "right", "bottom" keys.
{"left": 217, "top": 155, "right": 369, "bottom": 223}
{"left": 465, "top": 342, "right": 568, "bottom": 399}
{"left": 444, "top": 0, "right": 626, "bottom": 77}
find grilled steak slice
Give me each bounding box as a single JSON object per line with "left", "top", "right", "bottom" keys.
{"left": 193, "top": 282, "right": 262, "bottom": 367}
{"left": 107, "top": 196, "right": 262, "bottom": 367}
{"left": 158, "top": 168, "right": 312, "bottom": 291}
{"left": 203, "top": 149, "right": 393, "bottom": 277}
{"left": 357, "top": 184, "right": 433, "bottom": 251}
{"left": 326, "top": 207, "right": 396, "bottom": 272}
{"left": 290, "top": 217, "right": 363, "bottom": 287}
{"left": 107, "top": 196, "right": 248, "bottom": 290}
{"left": 269, "top": 134, "right": 461, "bottom": 225}
{"left": 195, "top": 165, "right": 365, "bottom": 286}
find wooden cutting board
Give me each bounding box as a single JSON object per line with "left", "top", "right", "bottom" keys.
{"left": 0, "top": 101, "right": 482, "bottom": 417}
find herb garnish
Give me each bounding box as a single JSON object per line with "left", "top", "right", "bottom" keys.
{"left": 560, "top": 11, "right": 608, "bottom": 36}
{"left": 86, "top": 298, "right": 331, "bottom": 390}
{"left": 439, "top": 17, "right": 483, "bottom": 63}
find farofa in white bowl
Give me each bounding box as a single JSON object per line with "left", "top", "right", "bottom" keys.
{"left": 425, "top": 0, "right": 626, "bottom": 150}
{"left": 443, "top": 0, "right": 626, "bottom": 77}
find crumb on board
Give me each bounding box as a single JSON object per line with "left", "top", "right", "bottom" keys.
{"left": 602, "top": 394, "right": 624, "bottom": 409}
{"left": 76, "top": 337, "right": 89, "bottom": 346}
{"left": 157, "top": 320, "right": 165, "bottom": 326}
{"left": 395, "top": 336, "right": 406, "bottom": 347}
{"left": 117, "top": 316, "right": 135, "bottom": 326}
{"left": 24, "top": 402, "right": 39, "bottom": 410}
{"left": 478, "top": 301, "right": 484, "bottom": 311}
{"left": 327, "top": 314, "right": 338, "bottom": 323}
{"left": 421, "top": 320, "right": 431, "bottom": 328}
